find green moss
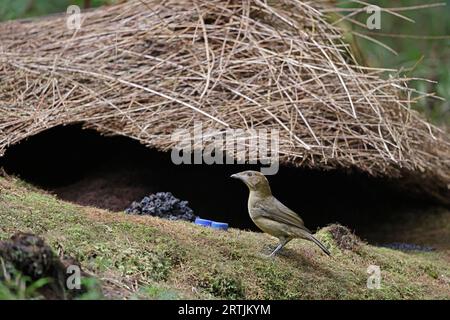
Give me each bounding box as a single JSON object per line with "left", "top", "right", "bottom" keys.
{"left": 0, "top": 176, "right": 449, "bottom": 300}
{"left": 136, "top": 284, "right": 181, "bottom": 300}
{"left": 255, "top": 262, "right": 301, "bottom": 299}
{"left": 198, "top": 272, "right": 244, "bottom": 300}
{"left": 419, "top": 263, "right": 440, "bottom": 280}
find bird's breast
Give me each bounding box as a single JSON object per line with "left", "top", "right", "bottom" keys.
{"left": 247, "top": 195, "right": 286, "bottom": 237}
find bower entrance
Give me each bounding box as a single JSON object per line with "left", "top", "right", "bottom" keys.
{"left": 0, "top": 125, "right": 435, "bottom": 242}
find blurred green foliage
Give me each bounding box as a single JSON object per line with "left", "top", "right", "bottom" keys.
{"left": 0, "top": 0, "right": 448, "bottom": 125}
{"left": 0, "top": 0, "right": 116, "bottom": 20}
{"left": 336, "top": 0, "right": 450, "bottom": 126}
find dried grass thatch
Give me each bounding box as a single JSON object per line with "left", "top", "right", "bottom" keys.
{"left": 0, "top": 0, "right": 449, "bottom": 200}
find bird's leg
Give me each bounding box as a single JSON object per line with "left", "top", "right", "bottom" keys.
{"left": 269, "top": 238, "right": 290, "bottom": 257}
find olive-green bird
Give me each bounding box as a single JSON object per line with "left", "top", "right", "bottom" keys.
{"left": 231, "top": 170, "right": 331, "bottom": 257}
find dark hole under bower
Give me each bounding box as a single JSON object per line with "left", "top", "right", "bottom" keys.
{"left": 0, "top": 124, "right": 436, "bottom": 241}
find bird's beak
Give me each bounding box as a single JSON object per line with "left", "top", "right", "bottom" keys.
{"left": 230, "top": 173, "right": 240, "bottom": 180}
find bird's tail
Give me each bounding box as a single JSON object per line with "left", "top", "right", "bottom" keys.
{"left": 308, "top": 234, "right": 331, "bottom": 256}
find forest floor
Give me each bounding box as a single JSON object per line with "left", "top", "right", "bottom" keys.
{"left": 0, "top": 175, "right": 449, "bottom": 299}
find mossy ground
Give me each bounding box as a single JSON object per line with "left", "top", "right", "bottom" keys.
{"left": 0, "top": 176, "right": 449, "bottom": 299}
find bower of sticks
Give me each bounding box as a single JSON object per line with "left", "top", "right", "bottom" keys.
{"left": 0, "top": 0, "right": 449, "bottom": 205}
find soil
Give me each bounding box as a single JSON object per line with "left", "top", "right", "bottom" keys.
{"left": 54, "top": 167, "right": 160, "bottom": 212}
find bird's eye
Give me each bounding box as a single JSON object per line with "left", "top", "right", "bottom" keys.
{"left": 248, "top": 172, "right": 253, "bottom": 176}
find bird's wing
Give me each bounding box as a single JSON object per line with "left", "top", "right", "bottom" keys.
{"left": 254, "top": 197, "right": 311, "bottom": 233}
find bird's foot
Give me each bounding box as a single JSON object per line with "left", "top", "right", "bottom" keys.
{"left": 261, "top": 244, "right": 276, "bottom": 256}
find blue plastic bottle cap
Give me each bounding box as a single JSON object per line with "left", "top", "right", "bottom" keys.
{"left": 195, "top": 217, "right": 212, "bottom": 227}
{"left": 211, "top": 222, "right": 229, "bottom": 231}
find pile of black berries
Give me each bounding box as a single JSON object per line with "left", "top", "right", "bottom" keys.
{"left": 125, "top": 192, "right": 196, "bottom": 222}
